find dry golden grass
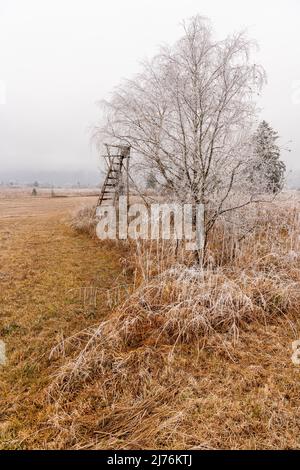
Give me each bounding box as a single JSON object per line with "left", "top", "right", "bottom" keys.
{"left": 43, "top": 194, "right": 300, "bottom": 450}
{"left": 1, "top": 191, "right": 300, "bottom": 449}
{"left": 0, "top": 193, "right": 129, "bottom": 449}
{"left": 0, "top": 187, "right": 99, "bottom": 200}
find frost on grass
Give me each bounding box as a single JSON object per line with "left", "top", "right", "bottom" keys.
{"left": 50, "top": 206, "right": 300, "bottom": 395}
{"left": 70, "top": 205, "right": 97, "bottom": 236}
{"left": 47, "top": 202, "right": 300, "bottom": 449}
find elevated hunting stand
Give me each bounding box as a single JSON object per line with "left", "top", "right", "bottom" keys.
{"left": 95, "top": 144, "right": 130, "bottom": 213}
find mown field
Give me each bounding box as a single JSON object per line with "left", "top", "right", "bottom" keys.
{"left": 0, "top": 191, "right": 128, "bottom": 448}
{"left": 0, "top": 189, "right": 300, "bottom": 449}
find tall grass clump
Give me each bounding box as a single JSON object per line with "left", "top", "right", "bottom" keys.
{"left": 70, "top": 205, "right": 97, "bottom": 236}
{"left": 48, "top": 198, "right": 300, "bottom": 449}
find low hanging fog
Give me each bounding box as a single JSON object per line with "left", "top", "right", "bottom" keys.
{"left": 0, "top": 0, "right": 299, "bottom": 185}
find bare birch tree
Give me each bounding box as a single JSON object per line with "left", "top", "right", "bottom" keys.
{"left": 95, "top": 16, "right": 268, "bottom": 254}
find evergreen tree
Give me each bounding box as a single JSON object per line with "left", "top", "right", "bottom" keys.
{"left": 252, "top": 121, "right": 286, "bottom": 193}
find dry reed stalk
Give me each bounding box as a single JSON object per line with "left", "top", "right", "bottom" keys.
{"left": 46, "top": 201, "right": 300, "bottom": 449}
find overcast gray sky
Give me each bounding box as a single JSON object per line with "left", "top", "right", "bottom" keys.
{"left": 0, "top": 0, "right": 299, "bottom": 176}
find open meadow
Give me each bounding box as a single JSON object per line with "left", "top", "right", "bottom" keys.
{"left": 0, "top": 188, "right": 300, "bottom": 449}
{"left": 0, "top": 188, "right": 128, "bottom": 448}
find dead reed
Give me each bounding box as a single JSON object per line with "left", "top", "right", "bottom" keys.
{"left": 46, "top": 198, "right": 300, "bottom": 449}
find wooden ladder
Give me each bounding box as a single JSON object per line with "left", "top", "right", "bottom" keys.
{"left": 96, "top": 145, "right": 130, "bottom": 211}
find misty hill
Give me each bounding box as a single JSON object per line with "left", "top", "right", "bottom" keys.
{"left": 0, "top": 169, "right": 102, "bottom": 188}
{"left": 1, "top": 168, "right": 299, "bottom": 190}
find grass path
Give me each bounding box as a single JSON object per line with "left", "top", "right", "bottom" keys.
{"left": 0, "top": 199, "right": 125, "bottom": 448}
